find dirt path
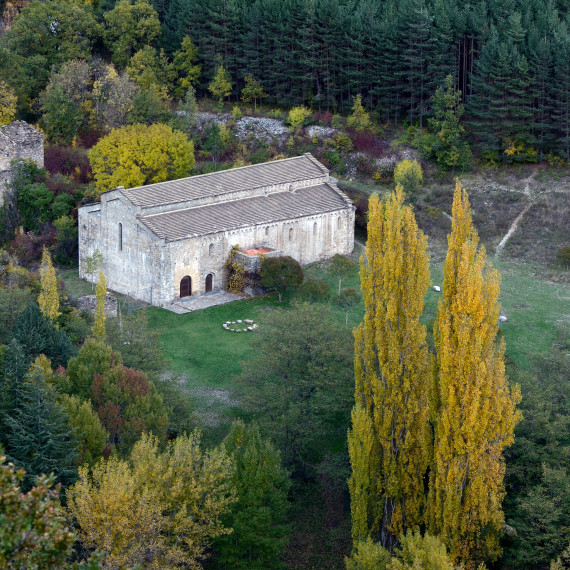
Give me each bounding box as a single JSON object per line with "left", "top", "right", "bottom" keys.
{"left": 495, "top": 166, "right": 540, "bottom": 258}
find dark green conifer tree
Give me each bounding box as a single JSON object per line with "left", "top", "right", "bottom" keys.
{"left": 11, "top": 303, "right": 75, "bottom": 369}
{"left": 215, "top": 420, "right": 291, "bottom": 569}
{"left": 552, "top": 22, "right": 570, "bottom": 161}
{"left": 6, "top": 367, "right": 78, "bottom": 490}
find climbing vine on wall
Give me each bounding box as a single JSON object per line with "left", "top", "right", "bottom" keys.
{"left": 224, "top": 245, "right": 246, "bottom": 294}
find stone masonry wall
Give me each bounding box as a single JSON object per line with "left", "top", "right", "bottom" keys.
{"left": 80, "top": 198, "right": 355, "bottom": 307}
{"left": 0, "top": 121, "right": 44, "bottom": 203}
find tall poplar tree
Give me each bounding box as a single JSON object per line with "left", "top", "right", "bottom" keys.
{"left": 429, "top": 182, "right": 521, "bottom": 566}
{"left": 349, "top": 187, "right": 431, "bottom": 549}
{"left": 38, "top": 248, "right": 60, "bottom": 323}
{"left": 93, "top": 271, "right": 106, "bottom": 340}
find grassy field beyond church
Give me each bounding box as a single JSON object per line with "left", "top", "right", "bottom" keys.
{"left": 60, "top": 256, "right": 569, "bottom": 392}
{"left": 138, "top": 257, "right": 570, "bottom": 439}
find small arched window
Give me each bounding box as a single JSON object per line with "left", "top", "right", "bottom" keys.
{"left": 209, "top": 243, "right": 214, "bottom": 256}
{"left": 289, "top": 228, "right": 293, "bottom": 241}
{"left": 313, "top": 222, "right": 317, "bottom": 235}
{"left": 337, "top": 217, "right": 341, "bottom": 229}
{"left": 265, "top": 226, "right": 269, "bottom": 236}
{"left": 118, "top": 223, "right": 123, "bottom": 251}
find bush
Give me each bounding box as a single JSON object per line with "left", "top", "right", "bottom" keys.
{"left": 357, "top": 155, "right": 375, "bottom": 176}
{"left": 298, "top": 278, "right": 330, "bottom": 303}
{"left": 351, "top": 130, "right": 384, "bottom": 157}
{"left": 231, "top": 105, "right": 242, "bottom": 121}
{"left": 315, "top": 110, "right": 332, "bottom": 126}
{"left": 287, "top": 106, "right": 312, "bottom": 129}
{"left": 324, "top": 149, "right": 341, "bottom": 168}
{"left": 557, "top": 246, "right": 570, "bottom": 268}
{"left": 44, "top": 146, "right": 92, "bottom": 183}
{"left": 394, "top": 159, "right": 423, "bottom": 203}
{"left": 332, "top": 133, "right": 353, "bottom": 152}
{"left": 8, "top": 231, "right": 55, "bottom": 264}
{"left": 331, "top": 114, "right": 344, "bottom": 129}
{"left": 251, "top": 148, "right": 270, "bottom": 164}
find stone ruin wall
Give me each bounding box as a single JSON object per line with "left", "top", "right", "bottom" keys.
{"left": 0, "top": 121, "right": 45, "bottom": 202}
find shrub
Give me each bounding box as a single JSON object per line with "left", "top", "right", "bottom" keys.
{"left": 225, "top": 246, "right": 246, "bottom": 294}
{"left": 394, "top": 159, "right": 423, "bottom": 202}
{"left": 324, "top": 149, "right": 341, "bottom": 168}
{"left": 44, "top": 146, "right": 91, "bottom": 183}
{"left": 351, "top": 130, "right": 380, "bottom": 155}
{"left": 8, "top": 231, "right": 55, "bottom": 264}
{"left": 357, "top": 155, "right": 375, "bottom": 176}
{"left": 332, "top": 133, "right": 353, "bottom": 152}
{"left": 315, "top": 110, "right": 332, "bottom": 126}
{"left": 298, "top": 278, "right": 330, "bottom": 303}
{"left": 232, "top": 105, "right": 242, "bottom": 121}
{"left": 331, "top": 114, "right": 344, "bottom": 130}
{"left": 287, "top": 106, "right": 312, "bottom": 129}
{"left": 557, "top": 246, "right": 570, "bottom": 268}
{"left": 251, "top": 148, "right": 270, "bottom": 164}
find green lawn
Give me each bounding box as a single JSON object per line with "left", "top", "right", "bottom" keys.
{"left": 146, "top": 257, "right": 568, "bottom": 386}
{"left": 60, "top": 257, "right": 570, "bottom": 433}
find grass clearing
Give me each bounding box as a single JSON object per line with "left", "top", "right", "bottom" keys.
{"left": 60, "top": 254, "right": 569, "bottom": 438}
{"left": 148, "top": 257, "right": 568, "bottom": 393}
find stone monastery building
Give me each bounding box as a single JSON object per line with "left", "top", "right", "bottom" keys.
{"left": 79, "top": 153, "right": 355, "bottom": 306}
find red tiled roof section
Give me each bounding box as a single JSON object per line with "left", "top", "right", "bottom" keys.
{"left": 120, "top": 153, "right": 328, "bottom": 208}
{"left": 138, "top": 183, "right": 349, "bottom": 242}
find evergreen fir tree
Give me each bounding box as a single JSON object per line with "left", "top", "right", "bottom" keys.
{"left": 6, "top": 366, "right": 78, "bottom": 490}
{"left": 552, "top": 22, "right": 570, "bottom": 161}
{"left": 11, "top": 303, "right": 75, "bottom": 369}
{"left": 215, "top": 420, "right": 291, "bottom": 568}
{"left": 0, "top": 339, "right": 28, "bottom": 444}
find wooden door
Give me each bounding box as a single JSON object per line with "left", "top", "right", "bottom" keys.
{"left": 180, "top": 276, "right": 191, "bottom": 297}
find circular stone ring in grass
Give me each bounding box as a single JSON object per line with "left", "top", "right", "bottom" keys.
{"left": 223, "top": 319, "right": 258, "bottom": 333}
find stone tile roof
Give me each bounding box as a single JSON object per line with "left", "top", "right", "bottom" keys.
{"left": 138, "top": 183, "right": 350, "bottom": 241}
{"left": 120, "top": 153, "right": 328, "bottom": 208}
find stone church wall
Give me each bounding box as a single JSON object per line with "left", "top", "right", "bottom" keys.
{"left": 81, "top": 198, "right": 355, "bottom": 307}
{"left": 80, "top": 195, "right": 164, "bottom": 305}
{"left": 166, "top": 207, "right": 354, "bottom": 303}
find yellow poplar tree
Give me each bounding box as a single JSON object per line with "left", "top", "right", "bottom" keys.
{"left": 429, "top": 181, "right": 521, "bottom": 566}
{"left": 38, "top": 248, "right": 60, "bottom": 322}
{"left": 349, "top": 187, "right": 431, "bottom": 549}
{"left": 93, "top": 270, "right": 106, "bottom": 340}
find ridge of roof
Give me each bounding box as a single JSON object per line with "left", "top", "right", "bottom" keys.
{"left": 111, "top": 153, "right": 328, "bottom": 209}
{"left": 137, "top": 182, "right": 350, "bottom": 242}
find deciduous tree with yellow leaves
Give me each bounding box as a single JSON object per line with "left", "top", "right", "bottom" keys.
{"left": 38, "top": 248, "right": 60, "bottom": 322}
{"left": 92, "top": 270, "right": 106, "bottom": 340}
{"left": 67, "top": 432, "right": 235, "bottom": 568}
{"left": 0, "top": 80, "right": 17, "bottom": 125}
{"left": 89, "top": 123, "right": 194, "bottom": 194}
{"left": 428, "top": 182, "right": 521, "bottom": 566}
{"left": 349, "top": 187, "right": 431, "bottom": 549}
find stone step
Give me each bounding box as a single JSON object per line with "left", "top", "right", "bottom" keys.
{"left": 164, "top": 291, "right": 243, "bottom": 314}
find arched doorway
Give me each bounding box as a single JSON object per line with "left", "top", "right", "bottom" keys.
{"left": 180, "top": 276, "right": 192, "bottom": 298}
{"left": 205, "top": 273, "right": 213, "bottom": 293}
